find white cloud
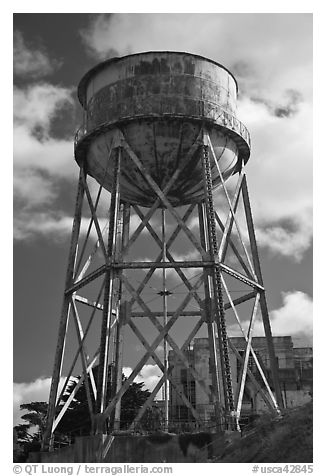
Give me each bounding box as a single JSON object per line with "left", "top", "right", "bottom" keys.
{"left": 213, "top": 98, "right": 312, "bottom": 261}
{"left": 255, "top": 216, "right": 312, "bottom": 262}
{"left": 123, "top": 364, "right": 162, "bottom": 394}
{"left": 14, "top": 30, "right": 61, "bottom": 78}
{"left": 13, "top": 84, "right": 76, "bottom": 190}
{"left": 13, "top": 83, "right": 78, "bottom": 239}
{"left": 13, "top": 82, "right": 135, "bottom": 242}
{"left": 13, "top": 377, "right": 66, "bottom": 427}
{"left": 228, "top": 291, "right": 313, "bottom": 343}
{"left": 14, "top": 211, "right": 110, "bottom": 242}
{"left": 14, "top": 212, "right": 73, "bottom": 241}
{"left": 14, "top": 84, "right": 74, "bottom": 135}
{"left": 14, "top": 126, "right": 75, "bottom": 178}
{"left": 13, "top": 84, "right": 77, "bottom": 205}
{"left": 268, "top": 291, "right": 313, "bottom": 338}
{"left": 238, "top": 98, "right": 312, "bottom": 260}
{"left": 81, "top": 13, "right": 311, "bottom": 102}
{"left": 14, "top": 170, "right": 58, "bottom": 210}
{"left": 238, "top": 99, "right": 312, "bottom": 223}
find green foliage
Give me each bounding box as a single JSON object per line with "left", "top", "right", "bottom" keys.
{"left": 214, "top": 402, "right": 313, "bottom": 463}
{"left": 13, "top": 402, "right": 49, "bottom": 462}
{"left": 56, "top": 366, "right": 152, "bottom": 435}
{"left": 20, "top": 401, "right": 48, "bottom": 433}
{"left": 120, "top": 378, "right": 151, "bottom": 428}
{"left": 14, "top": 423, "right": 31, "bottom": 443}
{"left": 14, "top": 366, "right": 154, "bottom": 462}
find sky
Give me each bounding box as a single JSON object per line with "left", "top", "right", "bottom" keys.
{"left": 12, "top": 12, "right": 313, "bottom": 427}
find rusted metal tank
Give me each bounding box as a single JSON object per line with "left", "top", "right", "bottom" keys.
{"left": 75, "top": 51, "right": 250, "bottom": 207}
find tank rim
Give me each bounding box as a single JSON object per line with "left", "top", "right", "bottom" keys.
{"left": 77, "top": 51, "right": 239, "bottom": 108}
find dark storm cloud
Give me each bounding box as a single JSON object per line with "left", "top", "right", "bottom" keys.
{"left": 250, "top": 89, "right": 304, "bottom": 118}
{"left": 273, "top": 89, "right": 303, "bottom": 118}
{"left": 14, "top": 30, "right": 62, "bottom": 79}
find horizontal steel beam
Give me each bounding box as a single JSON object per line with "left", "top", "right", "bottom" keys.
{"left": 65, "top": 262, "right": 264, "bottom": 295}
{"left": 73, "top": 293, "right": 256, "bottom": 316}
{"left": 131, "top": 311, "right": 201, "bottom": 317}
{"left": 112, "top": 260, "right": 214, "bottom": 269}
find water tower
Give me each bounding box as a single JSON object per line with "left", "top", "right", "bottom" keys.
{"left": 43, "top": 52, "right": 283, "bottom": 454}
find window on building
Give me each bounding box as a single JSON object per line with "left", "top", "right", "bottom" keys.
{"left": 180, "top": 369, "right": 188, "bottom": 383}
{"left": 175, "top": 405, "right": 196, "bottom": 421}
{"left": 183, "top": 381, "right": 196, "bottom": 406}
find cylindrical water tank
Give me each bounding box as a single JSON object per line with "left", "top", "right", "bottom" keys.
{"left": 75, "top": 51, "right": 250, "bottom": 207}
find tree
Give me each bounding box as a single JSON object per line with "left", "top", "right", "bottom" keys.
{"left": 19, "top": 401, "right": 48, "bottom": 435}
{"left": 120, "top": 377, "right": 152, "bottom": 429}
{"left": 56, "top": 366, "right": 152, "bottom": 436}
{"left": 13, "top": 367, "right": 154, "bottom": 461}
{"left": 13, "top": 402, "right": 49, "bottom": 462}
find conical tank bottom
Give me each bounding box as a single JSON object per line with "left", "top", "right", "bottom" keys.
{"left": 86, "top": 119, "right": 239, "bottom": 207}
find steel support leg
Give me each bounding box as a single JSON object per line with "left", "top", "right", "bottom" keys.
{"left": 42, "top": 167, "right": 85, "bottom": 451}
{"left": 95, "top": 148, "right": 122, "bottom": 430}
{"left": 242, "top": 175, "right": 284, "bottom": 409}
{"left": 113, "top": 204, "right": 130, "bottom": 430}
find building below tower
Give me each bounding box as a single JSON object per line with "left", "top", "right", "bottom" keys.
{"left": 168, "top": 336, "right": 312, "bottom": 431}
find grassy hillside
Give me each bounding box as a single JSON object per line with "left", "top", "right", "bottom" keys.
{"left": 213, "top": 402, "right": 313, "bottom": 463}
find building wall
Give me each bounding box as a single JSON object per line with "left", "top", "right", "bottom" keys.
{"left": 168, "top": 336, "right": 312, "bottom": 422}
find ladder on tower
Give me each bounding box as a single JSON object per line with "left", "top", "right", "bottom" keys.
{"left": 202, "top": 144, "right": 235, "bottom": 426}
